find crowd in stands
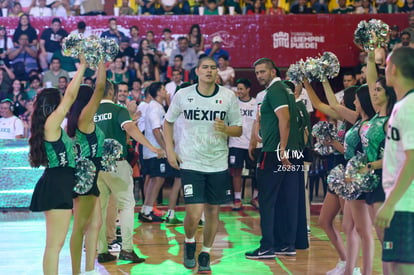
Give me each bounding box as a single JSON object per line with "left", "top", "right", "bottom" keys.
{"left": 0, "top": 0, "right": 412, "bottom": 17}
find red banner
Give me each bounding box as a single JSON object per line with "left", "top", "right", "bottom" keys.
{"left": 1, "top": 14, "right": 407, "bottom": 68}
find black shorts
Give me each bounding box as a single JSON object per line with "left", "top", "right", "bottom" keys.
{"left": 365, "top": 169, "right": 385, "bottom": 205}
{"left": 181, "top": 169, "right": 232, "bottom": 205}
{"left": 382, "top": 211, "right": 414, "bottom": 263}
{"left": 228, "top": 147, "right": 255, "bottom": 169}
{"left": 30, "top": 167, "right": 75, "bottom": 212}
{"left": 146, "top": 157, "right": 174, "bottom": 178}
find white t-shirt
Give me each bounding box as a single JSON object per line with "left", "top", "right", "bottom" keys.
{"left": 143, "top": 100, "right": 165, "bottom": 159}
{"left": 29, "top": 7, "right": 53, "bottom": 17}
{"left": 218, "top": 66, "right": 235, "bottom": 88}
{"left": 229, "top": 97, "right": 256, "bottom": 149}
{"left": 137, "top": 101, "right": 148, "bottom": 132}
{"left": 165, "top": 84, "right": 242, "bottom": 172}
{"left": 165, "top": 80, "right": 182, "bottom": 102}
{"left": 382, "top": 92, "right": 414, "bottom": 213}
{"left": 157, "top": 39, "right": 177, "bottom": 58}
{"left": 0, "top": 116, "right": 24, "bottom": 139}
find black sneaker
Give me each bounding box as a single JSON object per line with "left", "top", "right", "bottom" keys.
{"left": 245, "top": 248, "right": 275, "bottom": 259}
{"left": 183, "top": 242, "right": 196, "bottom": 269}
{"left": 138, "top": 212, "right": 164, "bottom": 223}
{"left": 274, "top": 246, "right": 296, "bottom": 256}
{"left": 97, "top": 252, "right": 117, "bottom": 263}
{"left": 108, "top": 240, "right": 122, "bottom": 253}
{"left": 197, "top": 252, "right": 211, "bottom": 274}
{"left": 118, "top": 249, "right": 145, "bottom": 263}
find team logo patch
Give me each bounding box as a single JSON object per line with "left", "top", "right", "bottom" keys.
{"left": 383, "top": 241, "right": 393, "bottom": 250}
{"left": 215, "top": 99, "right": 223, "bottom": 104}
{"left": 226, "top": 189, "right": 231, "bottom": 195}
{"left": 187, "top": 97, "right": 194, "bottom": 103}
{"left": 183, "top": 184, "right": 193, "bottom": 197}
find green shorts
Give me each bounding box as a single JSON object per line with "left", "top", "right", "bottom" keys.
{"left": 181, "top": 169, "right": 232, "bottom": 205}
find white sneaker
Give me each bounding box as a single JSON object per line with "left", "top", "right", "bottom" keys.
{"left": 326, "top": 260, "right": 346, "bottom": 275}
{"left": 108, "top": 240, "right": 122, "bottom": 253}
{"left": 352, "top": 267, "right": 361, "bottom": 275}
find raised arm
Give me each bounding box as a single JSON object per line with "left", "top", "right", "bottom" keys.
{"left": 78, "top": 60, "right": 106, "bottom": 134}
{"left": 303, "top": 78, "right": 342, "bottom": 120}
{"left": 322, "top": 78, "right": 358, "bottom": 124}
{"left": 44, "top": 55, "right": 87, "bottom": 139}
{"left": 366, "top": 50, "right": 378, "bottom": 102}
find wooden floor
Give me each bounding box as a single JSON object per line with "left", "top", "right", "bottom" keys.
{"left": 0, "top": 205, "right": 383, "bottom": 275}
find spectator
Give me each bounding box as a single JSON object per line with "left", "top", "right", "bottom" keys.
{"left": 187, "top": 24, "right": 205, "bottom": 51}
{"left": 203, "top": 0, "right": 219, "bottom": 14}
{"left": 19, "top": 99, "right": 33, "bottom": 138}
{"left": 217, "top": 54, "right": 235, "bottom": 88}
{"left": 118, "top": 0, "right": 136, "bottom": 15}
{"left": 165, "top": 68, "right": 183, "bottom": 106}
{"left": 247, "top": 0, "right": 265, "bottom": 14}
{"left": 39, "top": 18, "right": 68, "bottom": 71}
{"left": 8, "top": 2, "right": 24, "bottom": 17}
{"left": 47, "top": 0, "right": 70, "bottom": 17}
{"left": 157, "top": 28, "right": 177, "bottom": 67}
{"left": 73, "top": 0, "right": 105, "bottom": 15}
{"left": 168, "top": 36, "right": 197, "bottom": 71}
{"left": 12, "top": 14, "right": 38, "bottom": 47}
{"left": 128, "top": 25, "right": 142, "bottom": 56}
{"left": 138, "top": 0, "right": 157, "bottom": 14}
{"left": 309, "top": 0, "right": 328, "bottom": 13}
{"left": 136, "top": 54, "right": 160, "bottom": 88}
{"left": 57, "top": 76, "right": 68, "bottom": 94}
{"left": 205, "top": 35, "right": 229, "bottom": 63}
{"left": 402, "top": 14, "right": 414, "bottom": 42}
{"left": 0, "top": 25, "right": 13, "bottom": 66}
{"left": 43, "top": 58, "right": 70, "bottom": 88}
{"left": 5, "top": 79, "right": 27, "bottom": 116}
{"left": 357, "top": 0, "right": 377, "bottom": 14}
{"left": 134, "top": 38, "right": 158, "bottom": 65}
{"left": 29, "top": 0, "right": 53, "bottom": 16}
{"left": 178, "top": 0, "right": 191, "bottom": 14}
{"left": 0, "top": 67, "right": 14, "bottom": 99}
{"left": 157, "top": 0, "right": 181, "bottom": 14}
{"left": 290, "top": 0, "right": 314, "bottom": 13}
{"left": 70, "top": 21, "right": 92, "bottom": 37}
{"left": 166, "top": 54, "right": 189, "bottom": 82}
{"left": 7, "top": 33, "right": 39, "bottom": 81}
{"left": 25, "top": 75, "right": 43, "bottom": 99}
{"left": 100, "top": 17, "right": 125, "bottom": 44}
{"left": 401, "top": 0, "right": 414, "bottom": 13}
{"left": 394, "top": 31, "right": 414, "bottom": 49}
{"left": 116, "top": 36, "right": 135, "bottom": 72}
{"left": 129, "top": 79, "right": 142, "bottom": 102}
{"left": 388, "top": 25, "right": 401, "bottom": 52}
{"left": 266, "top": 0, "right": 285, "bottom": 14}
{"left": 108, "top": 57, "right": 130, "bottom": 84}
{"left": 331, "top": 0, "right": 355, "bottom": 13}
{"left": 378, "top": 0, "right": 399, "bottom": 13}
{"left": 145, "top": 30, "right": 157, "bottom": 52}
{"left": 0, "top": 98, "right": 24, "bottom": 139}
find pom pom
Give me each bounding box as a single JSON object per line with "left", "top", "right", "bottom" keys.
{"left": 82, "top": 35, "right": 104, "bottom": 69}
{"left": 311, "top": 121, "right": 336, "bottom": 155}
{"left": 319, "top": 52, "right": 340, "bottom": 80}
{"left": 327, "top": 164, "right": 345, "bottom": 195}
{"left": 345, "top": 152, "right": 380, "bottom": 192}
{"left": 101, "top": 38, "right": 120, "bottom": 63}
{"left": 74, "top": 157, "right": 96, "bottom": 194}
{"left": 354, "top": 19, "right": 389, "bottom": 51}
{"left": 302, "top": 52, "right": 340, "bottom": 82}
{"left": 101, "top": 138, "right": 123, "bottom": 172}
{"left": 287, "top": 61, "right": 306, "bottom": 84}
{"left": 62, "top": 33, "right": 84, "bottom": 57}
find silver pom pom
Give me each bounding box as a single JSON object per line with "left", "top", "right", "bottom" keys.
{"left": 101, "top": 38, "right": 120, "bottom": 63}
{"left": 311, "top": 121, "right": 336, "bottom": 155}
{"left": 345, "top": 152, "right": 380, "bottom": 192}
{"left": 287, "top": 61, "right": 305, "bottom": 84}
{"left": 101, "top": 138, "right": 123, "bottom": 172}
{"left": 319, "top": 52, "right": 340, "bottom": 79}
{"left": 74, "top": 157, "right": 96, "bottom": 194}
{"left": 354, "top": 19, "right": 389, "bottom": 51}
{"left": 62, "top": 33, "right": 84, "bottom": 57}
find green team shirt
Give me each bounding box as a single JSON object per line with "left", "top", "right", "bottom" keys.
{"left": 260, "top": 80, "right": 300, "bottom": 152}
{"left": 45, "top": 128, "right": 76, "bottom": 168}
{"left": 360, "top": 113, "right": 388, "bottom": 162}
{"left": 344, "top": 119, "right": 363, "bottom": 160}
{"left": 75, "top": 126, "right": 105, "bottom": 159}
{"left": 94, "top": 100, "right": 132, "bottom": 158}
{"left": 296, "top": 98, "right": 311, "bottom": 150}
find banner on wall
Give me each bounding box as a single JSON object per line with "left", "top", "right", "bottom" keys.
{"left": 0, "top": 14, "right": 407, "bottom": 68}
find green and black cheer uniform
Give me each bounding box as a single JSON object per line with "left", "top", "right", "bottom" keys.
{"left": 257, "top": 79, "right": 306, "bottom": 252}
{"left": 360, "top": 113, "right": 388, "bottom": 204}
{"left": 30, "top": 129, "right": 76, "bottom": 211}
{"left": 73, "top": 127, "right": 105, "bottom": 197}
{"left": 344, "top": 119, "right": 365, "bottom": 200}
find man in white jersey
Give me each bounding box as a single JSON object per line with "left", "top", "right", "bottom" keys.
{"left": 375, "top": 47, "right": 414, "bottom": 275}
{"left": 164, "top": 56, "right": 242, "bottom": 274}
{"left": 0, "top": 99, "right": 24, "bottom": 139}
{"left": 229, "top": 78, "right": 256, "bottom": 210}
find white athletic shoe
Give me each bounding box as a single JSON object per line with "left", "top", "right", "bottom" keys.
{"left": 326, "top": 260, "right": 346, "bottom": 275}
{"left": 353, "top": 267, "right": 362, "bottom": 275}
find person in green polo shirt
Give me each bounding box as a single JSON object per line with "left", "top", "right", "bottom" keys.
{"left": 94, "top": 80, "right": 162, "bottom": 264}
